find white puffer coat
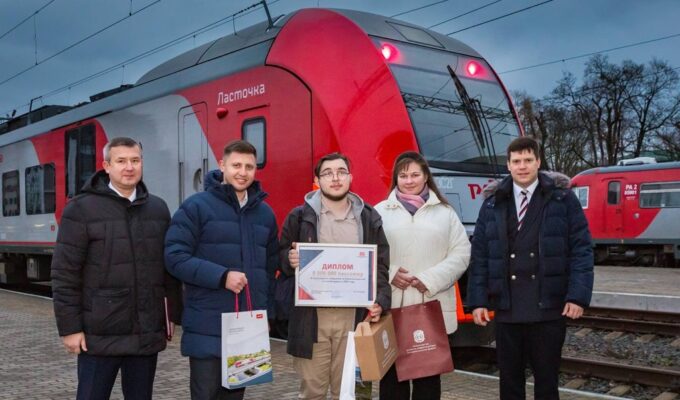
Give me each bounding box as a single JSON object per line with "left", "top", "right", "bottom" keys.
{"left": 375, "top": 189, "right": 471, "bottom": 333}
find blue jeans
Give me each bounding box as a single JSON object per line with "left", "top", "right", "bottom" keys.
{"left": 77, "top": 353, "right": 158, "bottom": 400}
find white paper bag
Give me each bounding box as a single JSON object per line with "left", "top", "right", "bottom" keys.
{"left": 221, "top": 292, "right": 272, "bottom": 389}
{"left": 339, "top": 331, "right": 357, "bottom": 400}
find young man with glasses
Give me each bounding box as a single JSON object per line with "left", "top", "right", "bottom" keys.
{"left": 279, "top": 152, "right": 391, "bottom": 400}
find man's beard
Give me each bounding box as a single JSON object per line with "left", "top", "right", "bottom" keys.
{"left": 320, "top": 186, "right": 349, "bottom": 202}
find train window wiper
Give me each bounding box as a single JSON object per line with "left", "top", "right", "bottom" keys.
{"left": 447, "top": 65, "right": 501, "bottom": 177}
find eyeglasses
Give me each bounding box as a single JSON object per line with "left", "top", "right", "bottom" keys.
{"left": 318, "top": 170, "right": 350, "bottom": 181}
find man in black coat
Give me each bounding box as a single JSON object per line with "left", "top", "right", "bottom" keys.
{"left": 51, "top": 137, "right": 182, "bottom": 400}
{"left": 467, "top": 137, "right": 594, "bottom": 400}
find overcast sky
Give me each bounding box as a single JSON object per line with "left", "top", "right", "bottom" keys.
{"left": 1, "top": 0, "right": 679, "bottom": 118}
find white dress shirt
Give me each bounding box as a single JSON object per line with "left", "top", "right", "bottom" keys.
{"left": 108, "top": 182, "right": 137, "bottom": 202}
{"left": 513, "top": 179, "right": 539, "bottom": 219}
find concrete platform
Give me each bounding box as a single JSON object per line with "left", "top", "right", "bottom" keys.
{"left": 591, "top": 266, "right": 680, "bottom": 313}
{"left": 0, "top": 289, "right": 625, "bottom": 400}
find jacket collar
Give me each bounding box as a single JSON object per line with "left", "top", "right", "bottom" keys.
{"left": 82, "top": 170, "right": 149, "bottom": 205}
{"left": 303, "top": 190, "right": 365, "bottom": 219}
{"left": 204, "top": 169, "right": 267, "bottom": 210}
{"left": 483, "top": 171, "right": 571, "bottom": 204}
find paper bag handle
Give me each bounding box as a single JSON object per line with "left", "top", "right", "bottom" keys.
{"left": 234, "top": 284, "right": 253, "bottom": 316}
{"left": 398, "top": 289, "right": 425, "bottom": 308}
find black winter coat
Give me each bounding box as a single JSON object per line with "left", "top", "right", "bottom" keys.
{"left": 279, "top": 194, "right": 391, "bottom": 359}
{"left": 51, "top": 170, "right": 182, "bottom": 356}
{"left": 466, "top": 172, "right": 594, "bottom": 312}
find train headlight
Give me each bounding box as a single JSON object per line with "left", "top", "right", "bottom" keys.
{"left": 466, "top": 61, "right": 483, "bottom": 77}
{"left": 380, "top": 43, "right": 397, "bottom": 61}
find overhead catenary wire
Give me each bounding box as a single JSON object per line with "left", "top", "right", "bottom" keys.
{"left": 10, "top": 0, "right": 281, "bottom": 113}
{"left": 390, "top": 0, "right": 449, "bottom": 18}
{"left": 447, "top": 0, "right": 554, "bottom": 35}
{"left": 499, "top": 32, "right": 680, "bottom": 74}
{"left": 428, "top": 0, "right": 501, "bottom": 29}
{"left": 0, "top": 0, "right": 55, "bottom": 41}
{"left": 0, "top": 0, "right": 162, "bottom": 87}
{"left": 523, "top": 64, "right": 680, "bottom": 107}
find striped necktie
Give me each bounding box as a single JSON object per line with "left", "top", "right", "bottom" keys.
{"left": 517, "top": 190, "right": 528, "bottom": 231}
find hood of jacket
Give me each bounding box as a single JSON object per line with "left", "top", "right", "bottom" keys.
{"left": 204, "top": 169, "right": 267, "bottom": 209}
{"left": 81, "top": 169, "right": 149, "bottom": 203}
{"left": 482, "top": 171, "right": 571, "bottom": 200}
{"left": 303, "top": 189, "right": 366, "bottom": 218}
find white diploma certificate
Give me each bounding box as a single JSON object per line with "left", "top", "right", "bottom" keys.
{"left": 295, "top": 243, "right": 378, "bottom": 307}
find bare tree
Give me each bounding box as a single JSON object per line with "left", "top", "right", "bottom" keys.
{"left": 512, "top": 56, "right": 680, "bottom": 174}
{"left": 552, "top": 56, "right": 649, "bottom": 166}
{"left": 513, "top": 91, "right": 583, "bottom": 176}
{"left": 653, "top": 122, "right": 680, "bottom": 160}
{"left": 624, "top": 59, "right": 680, "bottom": 157}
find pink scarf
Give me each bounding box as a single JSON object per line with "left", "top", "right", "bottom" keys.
{"left": 396, "top": 187, "right": 429, "bottom": 215}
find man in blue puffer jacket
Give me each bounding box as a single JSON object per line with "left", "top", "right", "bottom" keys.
{"left": 467, "top": 137, "right": 593, "bottom": 400}
{"left": 165, "top": 140, "right": 278, "bottom": 400}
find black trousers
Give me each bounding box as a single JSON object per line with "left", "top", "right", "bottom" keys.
{"left": 379, "top": 364, "right": 441, "bottom": 400}
{"left": 76, "top": 353, "right": 158, "bottom": 400}
{"left": 189, "top": 357, "right": 245, "bottom": 400}
{"left": 495, "top": 318, "right": 566, "bottom": 400}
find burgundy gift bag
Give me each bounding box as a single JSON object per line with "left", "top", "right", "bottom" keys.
{"left": 391, "top": 299, "right": 454, "bottom": 381}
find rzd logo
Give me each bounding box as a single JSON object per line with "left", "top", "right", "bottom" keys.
{"left": 468, "top": 179, "right": 496, "bottom": 200}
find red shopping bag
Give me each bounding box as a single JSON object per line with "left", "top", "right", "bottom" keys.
{"left": 391, "top": 299, "right": 454, "bottom": 381}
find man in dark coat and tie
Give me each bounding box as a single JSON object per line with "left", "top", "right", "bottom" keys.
{"left": 467, "top": 136, "right": 594, "bottom": 400}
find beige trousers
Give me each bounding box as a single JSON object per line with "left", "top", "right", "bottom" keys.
{"left": 293, "top": 307, "right": 356, "bottom": 400}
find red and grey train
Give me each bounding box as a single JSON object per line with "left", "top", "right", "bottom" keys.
{"left": 0, "top": 8, "right": 522, "bottom": 344}
{"left": 571, "top": 162, "right": 680, "bottom": 267}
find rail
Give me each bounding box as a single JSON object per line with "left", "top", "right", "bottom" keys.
{"left": 569, "top": 307, "right": 680, "bottom": 336}
{"left": 460, "top": 346, "right": 680, "bottom": 389}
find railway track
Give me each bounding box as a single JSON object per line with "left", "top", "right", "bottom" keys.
{"left": 568, "top": 307, "right": 680, "bottom": 336}
{"left": 560, "top": 355, "right": 680, "bottom": 388}
{"left": 459, "top": 345, "right": 680, "bottom": 389}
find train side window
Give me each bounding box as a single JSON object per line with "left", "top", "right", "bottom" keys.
{"left": 66, "top": 124, "right": 96, "bottom": 198}
{"left": 640, "top": 181, "right": 680, "bottom": 208}
{"left": 607, "top": 181, "right": 620, "bottom": 205}
{"left": 242, "top": 118, "right": 266, "bottom": 168}
{"left": 572, "top": 186, "right": 589, "bottom": 209}
{"left": 25, "top": 163, "right": 56, "bottom": 215}
{"left": 2, "top": 170, "right": 20, "bottom": 217}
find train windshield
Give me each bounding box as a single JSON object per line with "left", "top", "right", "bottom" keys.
{"left": 378, "top": 39, "right": 520, "bottom": 174}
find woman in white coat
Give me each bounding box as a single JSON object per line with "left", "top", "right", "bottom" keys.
{"left": 376, "top": 151, "right": 471, "bottom": 400}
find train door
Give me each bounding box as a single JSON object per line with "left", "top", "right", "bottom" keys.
{"left": 234, "top": 68, "right": 313, "bottom": 225}
{"left": 178, "top": 103, "right": 209, "bottom": 202}
{"left": 175, "top": 66, "right": 312, "bottom": 224}
{"left": 603, "top": 179, "right": 624, "bottom": 236}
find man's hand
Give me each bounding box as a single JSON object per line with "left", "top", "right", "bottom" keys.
{"left": 472, "top": 308, "right": 491, "bottom": 326}
{"left": 366, "top": 303, "right": 383, "bottom": 322}
{"left": 562, "top": 302, "right": 584, "bottom": 319}
{"left": 226, "top": 271, "right": 248, "bottom": 294}
{"left": 410, "top": 278, "right": 428, "bottom": 294}
{"left": 62, "top": 332, "right": 87, "bottom": 354}
{"left": 288, "top": 242, "right": 299, "bottom": 269}
{"left": 391, "top": 267, "right": 414, "bottom": 290}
